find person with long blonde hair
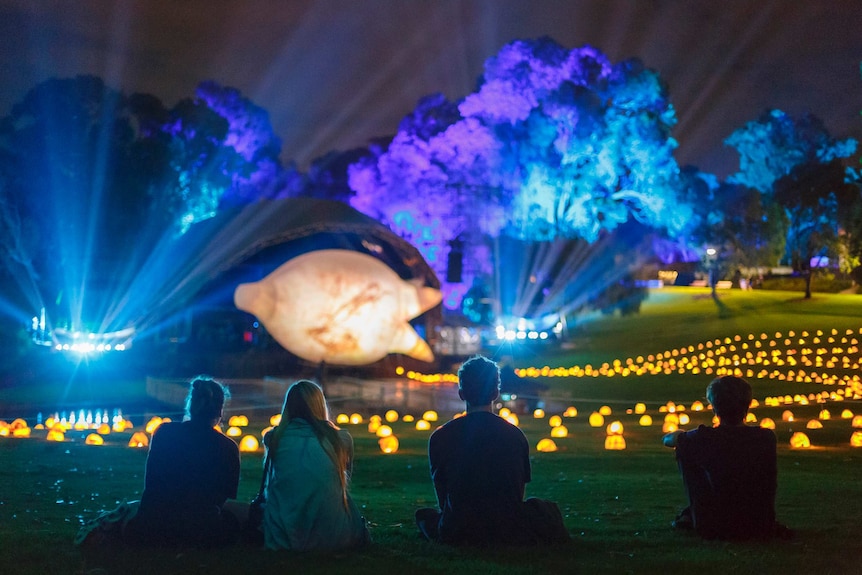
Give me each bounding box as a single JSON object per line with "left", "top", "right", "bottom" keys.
{"left": 262, "top": 380, "right": 369, "bottom": 550}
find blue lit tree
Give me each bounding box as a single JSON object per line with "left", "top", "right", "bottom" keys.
{"left": 350, "top": 38, "right": 690, "bottom": 312}
{"left": 726, "top": 109, "right": 859, "bottom": 297}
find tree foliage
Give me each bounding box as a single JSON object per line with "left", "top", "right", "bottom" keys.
{"left": 349, "top": 38, "right": 690, "bottom": 310}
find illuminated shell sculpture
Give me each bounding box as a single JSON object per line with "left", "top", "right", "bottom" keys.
{"left": 235, "top": 250, "right": 441, "bottom": 365}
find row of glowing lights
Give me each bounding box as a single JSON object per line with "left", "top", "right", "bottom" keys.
{"left": 54, "top": 342, "right": 127, "bottom": 353}
{"left": 399, "top": 328, "right": 862, "bottom": 394}
{"left": 495, "top": 325, "right": 552, "bottom": 341}
{"left": 4, "top": 396, "right": 862, "bottom": 452}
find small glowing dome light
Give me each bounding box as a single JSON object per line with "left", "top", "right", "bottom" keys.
{"left": 550, "top": 425, "right": 568, "bottom": 438}
{"left": 497, "top": 407, "right": 511, "bottom": 418}
{"left": 548, "top": 415, "right": 563, "bottom": 428}
{"left": 662, "top": 421, "right": 678, "bottom": 434}
{"left": 691, "top": 401, "right": 704, "bottom": 412}
{"left": 781, "top": 410, "right": 794, "bottom": 422}
{"left": 46, "top": 429, "right": 65, "bottom": 442}
{"left": 606, "top": 421, "right": 624, "bottom": 436}
{"left": 402, "top": 414, "right": 415, "bottom": 423}
{"left": 226, "top": 426, "right": 243, "bottom": 437}
{"left": 806, "top": 420, "right": 824, "bottom": 429}
{"left": 270, "top": 414, "right": 282, "bottom": 426}
{"left": 367, "top": 419, "right": 382, "bottom": 434}
{"left": 85, "top": 433, "right": 104, "bottom": 445}
{"left": 422, "top": 410, "right": 439, "bottom": 422}
{"left": 504, "top": 413, "right": 520, "bottom": 427}
{"left": 378, "top": 435, "right": 399, "bottom": 454}
{"left": 533, "top": 408, "right": 546, "bottom": 419}
{"left": 588, "top": 412, "right": 604, "bottom": 427}
{"left": 639, "top": 415, "right": 653, "bottom": 426}
{"left": 128, "top": 431, "right": 149, "bottom": 448}
{"left": 385, "top": 410, "right": 399, "bottom": 423}
{"left": 375, "top": 425, "right": 393, "bottom": 438}
{"left": 760, "top": 418, "right": 776, "bottom": 430}
{"left": 634, "top": 403, "right": 646, "bottom": 415}
{"left": 678, "top": 413, "right": 691, "bottom": 426}
{"left": 239, "top": 435, "right": 260, "bottom": 452}
{"left": 145, "top": 417, "right": 164, "bottom": 434}
{"left": 349, "top": 413, "right": 364, "bottom": 425}
{"left": 789, "top": 432, "right": 811, "bottom": 449}
{"left": 415, "top": 419, "right": 431, "bottom": 431}
{"left": 599, "top": 405, "right": 612, "bottom": 416}
{"left": 536, "top": 438, "right": 558, "bottom": 452}
{"left": 336, "top": 413, "right": 350, "bottom": 424}
{"left": 604, "top": 435, "right": 626, "bottom": 450}
{"left": 563, "top": 406, "right": 578, "bottom": 417}
{"left": 228, "top": 415, "right": 249, "bottom": 427}
{"left": 850, "top": 431, "right": 862, "bottom": 447}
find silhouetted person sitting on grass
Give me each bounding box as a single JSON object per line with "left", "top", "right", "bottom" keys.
{"left": 663, "top": 375, "right": 791, "bottom": 540}
{"left": 415, "top": 355, "right": 570, "bottom": 546}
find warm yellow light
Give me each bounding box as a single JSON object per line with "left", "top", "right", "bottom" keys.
{"left": 664, "top": 413, "right": 679, "bottom": 425}
{"left": 781, "top": 410, "right": 794, "bottom": 422}
{"left": 745, "top": 413, "right": 757, "bottom": 423}
{"left": 12, "top": 427, "right": 31, "bottom": 437}
{"left": 422, "top": 410, "right": 439, "bottom": 422}
{"left": 691, "top": 401, "right": 704, "bottom": 412}
{"left": 563, "top": 406, "right": 578, "bottom": 417}
{"left": 760, "top": 418, "right": 776, "bottom": 430}
{"left": 533, "top": 408, "right": 546, "bottom": 419}
{"left": 375, "top": 425, "right": 393, "bottom": 438}
{"left": 228, "top": 415, "right": 249, "bottom": 427}
{"left": 662, "top": 421, "right": 678, "bottom": 433}
{"left": 678, "top": 413, "right": 690, "bottom": 426}
{"left": 852, "top": 415, "right": 862, "bottom": 428}
{"left": 128, "top": 431, "right": 149, "bottom": 448}
{"left": 639, "top": 415, "right": 653, "bottom": 426}
{"left": 378, "top": 435, "right": 399, "bottom": 454}
{"left": 261, "top": 426, "right": 273, "bottom": 438}
{"left": 226, "top": 426, "right": 243, "bottom": 437}
{"left": 548, "top": 415, "right": 562, "bottom": 428}
{"left": 536, "top": 438, "right": 558, "bottom": 452}
{"left": 385, "top": 410, "right": 399, "bottom": 423}
{"left": 851, "top": 431, "right": 862, "bottom": 447}
{"left": 588, "top": 412, "right": 604, "bottom": 427}
{"left": 270, "top": 414, "right": 282, "bottom": 426}
{"left": 349, "top": 413, "right": 364, "bottom": 425}
{"left": 604, "top": 435, "right": 626, "bottom": 450}
{"left": 415, "top": 419, "right": 431, "bottom": 431}
{"left": 402, "top": 414, "right": 415, "bottom": 423}
{"left": 97, "top": 423, "right": 111, "bottom": 435}
{"left": 498, "top": 408, "right": 511, "bottom": 418}
{"left": 504, "top": 413, "right": 520, "bottom": 427}
{"left": 789, "top": 432, "right": 811, "bottom": 448}
{"left": 145, "top": 417, "right": 163, "bottom": 434}
{"left": 599, "top": 405, "right": 612, "bottom": 416}
{"left": 550, "top": 425, "right": 568, "bottom": 438}
{"left": 841, "top": 409, "right": 854, "bottom": 419}
{"left": 818, "top": 409, "right": 831, "bottom": 421}
{"left": 367, "top": 419, "right": 381, "bottom": 434}
{"left": 806, "top": 420, "right": 823, "bottom": 429}
{"left": 336, "top": 413, "right": 350, "bottom": 424}
{"left": 239, "top": 435, "right": 260, "bottom": 452}
{"left": 85, "top": 433, "right": 104, "bottom": 445}
{"left": 606, "top": 421, "right": 624, "bottom": 435}
{"left": 46, "top": 429, "right": 65, "bottom": 442}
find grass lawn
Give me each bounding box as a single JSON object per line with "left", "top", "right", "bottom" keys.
{"left": 2, "top": 287, "right": 862, "bottom": 574}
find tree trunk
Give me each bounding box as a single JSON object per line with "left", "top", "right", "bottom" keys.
{"left": 804, "top": 270, "right": 812, "bottom": 299}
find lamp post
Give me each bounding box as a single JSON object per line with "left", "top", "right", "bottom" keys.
{"left": 705, "top": 248, "right": 717, "bottom": 297}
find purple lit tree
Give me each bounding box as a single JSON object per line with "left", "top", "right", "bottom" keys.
{"left": 350, "top": 38, "right": 690, "bottom": 312}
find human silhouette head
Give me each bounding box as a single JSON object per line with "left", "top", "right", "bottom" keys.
{"left": 283, "top": 379, "right": 329, "bottom": 424}
{"left": 457, "top": 355, "right": 500, "bottom": 408}
{"left": 185, "top": 376, "right": 229, "bottom": 424}
{"left": 707, "top": 375, "right": 752, "bottom": 425}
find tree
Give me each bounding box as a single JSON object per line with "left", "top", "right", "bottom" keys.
{"left": 726, "top": 109, "right": 859, "bottom": 297}
{"left": 349, "top": 38, "right": 690, "bottom": 313}
{"left": 774, "top": 159, "right": 861, "bottom": 298}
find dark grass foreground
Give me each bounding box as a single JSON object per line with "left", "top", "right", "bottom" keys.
{"left": 2, "top": 411, "right": 861, "bottom": 575}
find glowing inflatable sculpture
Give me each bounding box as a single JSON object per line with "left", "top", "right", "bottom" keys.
{"left": 234, "top": 249, "right": 442, "bottom": 365}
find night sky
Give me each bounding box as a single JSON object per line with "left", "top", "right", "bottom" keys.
{"left": 1, "top": 0, "right": 860, "bottom": 177}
